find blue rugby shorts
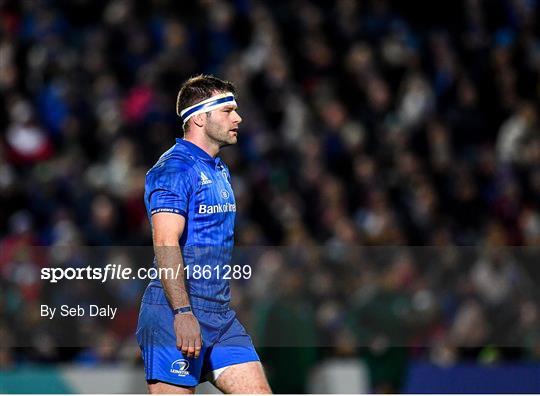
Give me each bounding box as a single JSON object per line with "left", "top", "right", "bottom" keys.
{"left": 136, "top": 285, "right": 260, "bottom": 387}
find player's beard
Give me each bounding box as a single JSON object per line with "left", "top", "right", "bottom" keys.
{"left": 204, "top": 115, "right": 238, "bottom": 148}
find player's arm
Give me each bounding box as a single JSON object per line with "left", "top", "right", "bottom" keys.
{"left": 152, "top": 212, "right": 191, "bottom": 308}
{"left": 152, "top": 212, "right": 202, "bottom": 359}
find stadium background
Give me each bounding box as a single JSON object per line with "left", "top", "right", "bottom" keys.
{"left": 2, "top": 0, "right": 540, "bottom": 393}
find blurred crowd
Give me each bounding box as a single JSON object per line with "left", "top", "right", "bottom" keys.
{"left": 2, "top": 0, "right": 540, "bottom": 392}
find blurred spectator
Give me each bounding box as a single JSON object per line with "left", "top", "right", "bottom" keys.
{"left": 497, "top": 102, "right": 538, "bottom": 164}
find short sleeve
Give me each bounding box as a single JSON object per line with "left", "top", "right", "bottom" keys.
{"left": 146, "top": 167, "right": 194, "bottom": 218}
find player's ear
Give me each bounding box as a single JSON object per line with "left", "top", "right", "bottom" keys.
{"left": 192, "top": 113, "right": 205, "bottom": 128}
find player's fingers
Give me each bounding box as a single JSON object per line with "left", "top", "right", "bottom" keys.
{"left": 176, "top": 336, "right": 184, "bottom": 352}
{"left": 186, "top": 338, "right": 195, "bottom": 359}
{"left": 181, "top": 332, "right": 193, "bottom": 356}
{"left": 181, "top": 340, "right": 189, "bottom": 356}
{"left": 194, "top": 336, "right": 202, "bottom": 359}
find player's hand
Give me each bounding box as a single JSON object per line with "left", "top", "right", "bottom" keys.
{"left": 174, "top": 313, "right": 203, "bottom": 359}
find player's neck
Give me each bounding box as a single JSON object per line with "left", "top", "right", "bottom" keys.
{"left": 183, "top": 135, "right": 219, "bottom": 158}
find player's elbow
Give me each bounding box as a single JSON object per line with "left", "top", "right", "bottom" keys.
{"left": 152, "top": 230, "right": 181, "bottom": 247}
{"left": 153, "top": 238, "right": 180, "bottom": 247}
{"left": 152, "top": 225, "right": 182, "bottom": 247}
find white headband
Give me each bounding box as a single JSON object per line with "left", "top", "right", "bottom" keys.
{"left": 178, "top": 92, "right": 237, "bottom": 125}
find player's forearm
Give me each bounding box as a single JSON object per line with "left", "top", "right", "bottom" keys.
{"left": 154, "top": 244, "right": 191, "bottom": 308}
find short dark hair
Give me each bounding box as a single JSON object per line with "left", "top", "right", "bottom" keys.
{"left": 176, "top": 74, "right": 236, "bottom": 129}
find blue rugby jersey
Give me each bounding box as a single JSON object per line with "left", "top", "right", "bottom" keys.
{"left": 144, "top": 138, "right": 236, "bottom": 312}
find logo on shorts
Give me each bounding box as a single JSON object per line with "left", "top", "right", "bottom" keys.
{"left": 170, "top": 359, "right": 190, "bottom": 376}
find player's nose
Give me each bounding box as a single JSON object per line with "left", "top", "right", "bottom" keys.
{"left": 233, "top": 111, "right": 242, "bottom": 124}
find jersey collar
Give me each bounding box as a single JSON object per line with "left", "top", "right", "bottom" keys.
{"left": 176, "top": 138, "right": 217, "bottom": 164}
